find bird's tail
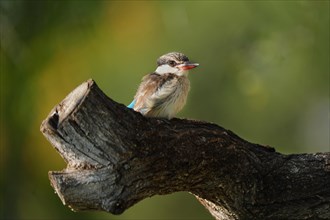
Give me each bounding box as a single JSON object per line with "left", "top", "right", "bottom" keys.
{"left": 127, "top": 100, "right": 136, "bottom": 109}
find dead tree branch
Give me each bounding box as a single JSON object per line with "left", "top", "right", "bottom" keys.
{"left": 40, "top": 79, "right": 330, "bottom": 219}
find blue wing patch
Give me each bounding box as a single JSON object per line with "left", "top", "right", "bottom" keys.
{"left": 127, "top": 99, "right": 136, "bottom": 109}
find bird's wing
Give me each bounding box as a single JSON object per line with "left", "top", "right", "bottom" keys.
{"left": 127, "top": 99, "right": 136, "bottom": 108}
{"left": 133, "top": 73, "right": 177, "bottom": 115}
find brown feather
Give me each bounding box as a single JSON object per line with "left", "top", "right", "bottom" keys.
{"left": 133, "top": 73, "right": 190, "bottom": 118}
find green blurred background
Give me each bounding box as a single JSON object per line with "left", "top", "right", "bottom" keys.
{"left": 1, "top": 1, "right": 329, "bottom": 219}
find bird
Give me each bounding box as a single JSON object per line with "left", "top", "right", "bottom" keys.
{"left": 127, "top": 52, "right": 199, "bottom": 119}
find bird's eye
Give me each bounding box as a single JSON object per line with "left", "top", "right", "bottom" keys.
{"left": 168, "top": 60, "right": 177, "bottom": 67}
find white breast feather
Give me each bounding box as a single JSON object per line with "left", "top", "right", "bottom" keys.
{"left": 150, "top": 76, "right": 190, "bottom": 119}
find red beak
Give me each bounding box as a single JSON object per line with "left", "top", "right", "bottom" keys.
{"left": 178, "top": 63, "right": 199, "bottom": 71}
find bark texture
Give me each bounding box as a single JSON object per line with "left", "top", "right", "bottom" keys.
{"left": 40, "top": 79, "right": 330, "bottom": 219}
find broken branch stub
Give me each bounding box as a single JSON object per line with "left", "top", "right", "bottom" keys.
{"left": 40, "top": 79, "right": 330, "bottom": 219}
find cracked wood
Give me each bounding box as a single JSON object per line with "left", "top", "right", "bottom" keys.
{"left": 40, "top": 79, "right": 330, "bottom": 219}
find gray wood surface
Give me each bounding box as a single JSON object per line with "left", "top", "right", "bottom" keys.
{"left": 40, "top": 79, "right": 330, "bottom": 219}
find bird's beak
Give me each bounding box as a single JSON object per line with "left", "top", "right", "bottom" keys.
{"left": 177, "top": 62, "right": 199, "bottom": 71}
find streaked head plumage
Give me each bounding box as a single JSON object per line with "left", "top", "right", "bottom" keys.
{"left": 155, "top": 52, "right": 199, "bottom": 75}
{"left": 157, "top": 52, "right": 189, "bottom": 66}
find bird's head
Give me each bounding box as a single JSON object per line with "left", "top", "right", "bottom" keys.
{"left": 155, "top": 52, "right": 199, "bottom": 76}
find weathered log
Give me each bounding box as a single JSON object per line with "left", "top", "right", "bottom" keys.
{"left": 40, "top": 79, "right": 330, "bottom": 219}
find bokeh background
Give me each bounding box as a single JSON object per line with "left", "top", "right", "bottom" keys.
{"left": 1, "top": 1, "right": 329, "bottom": 219}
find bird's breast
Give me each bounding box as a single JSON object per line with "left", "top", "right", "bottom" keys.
{"left": 156, "top": 76, "right": 190, "bottom": 118}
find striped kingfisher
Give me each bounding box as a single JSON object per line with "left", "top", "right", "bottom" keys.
{"left": 127, "top": 52, "right": 199, "bottom": 119}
